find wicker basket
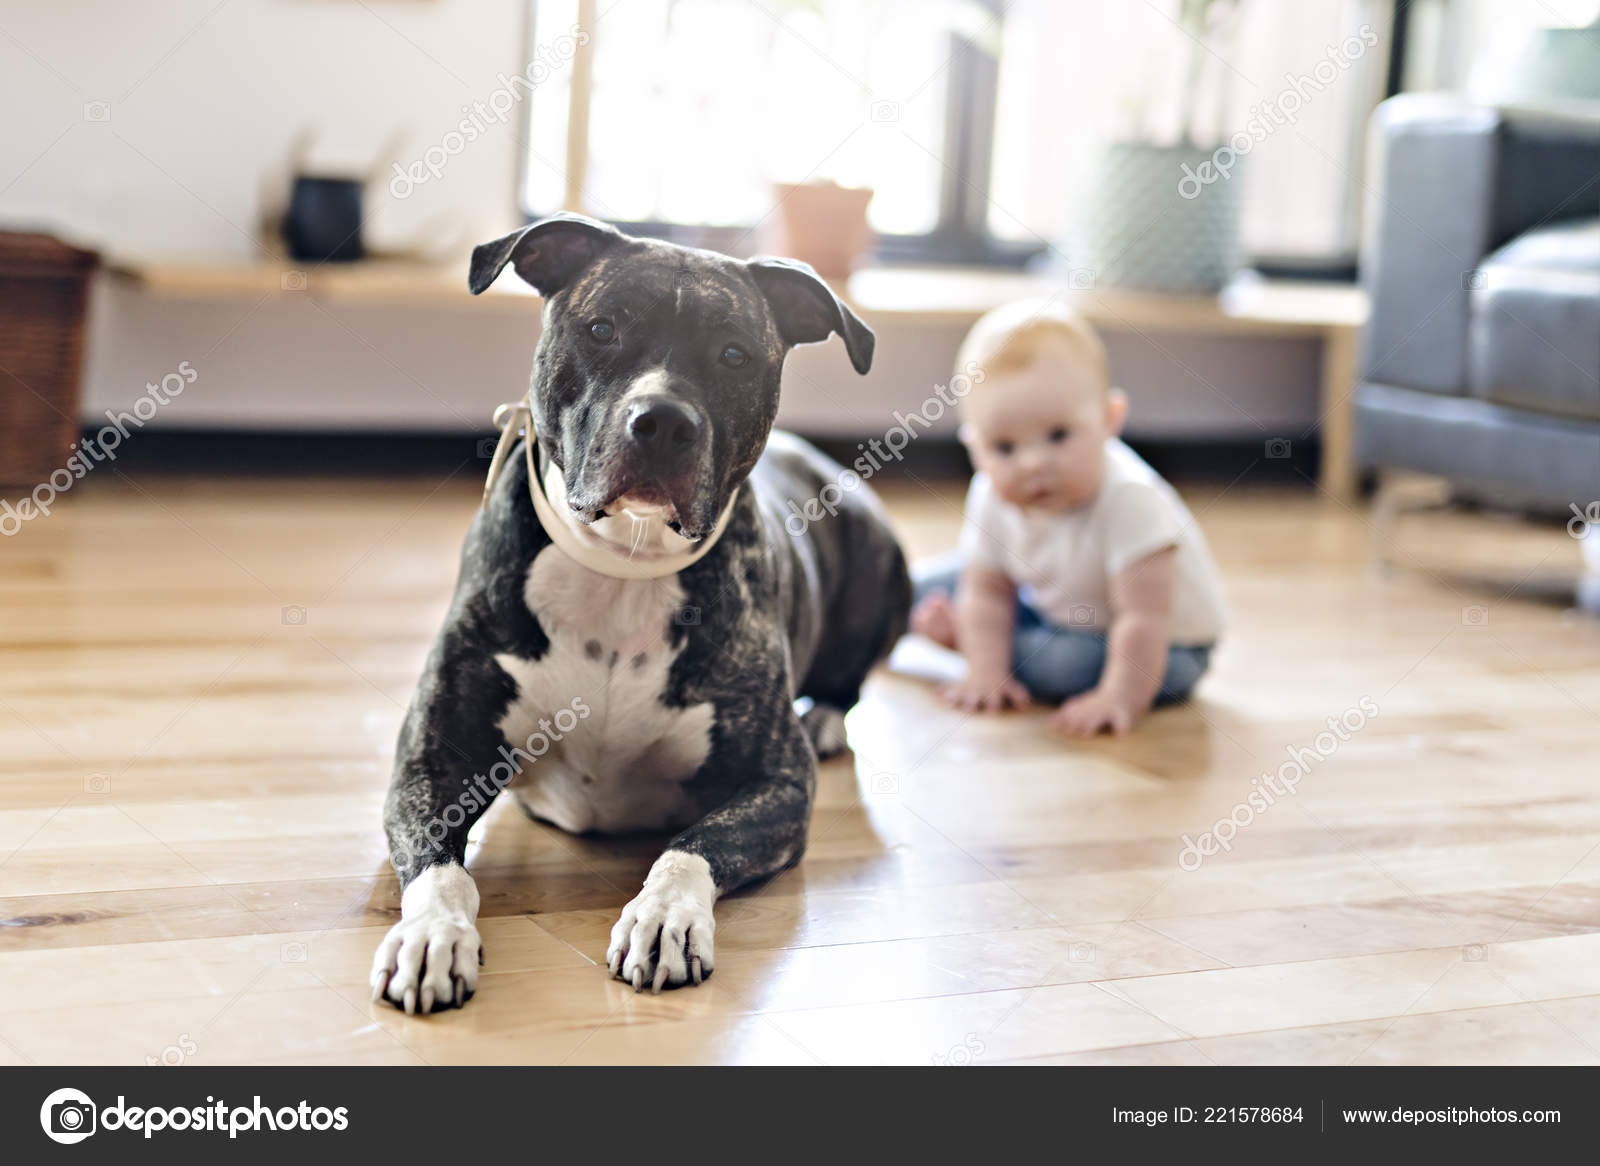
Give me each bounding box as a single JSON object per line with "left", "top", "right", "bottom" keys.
{"left": 0, "top": 233, "right": 99, "bottom": 488}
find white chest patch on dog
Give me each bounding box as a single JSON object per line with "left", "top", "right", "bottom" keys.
{"left": 492, "top": 545, "right": 715, "bottom": 833}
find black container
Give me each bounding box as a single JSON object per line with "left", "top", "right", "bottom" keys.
{"left": 283, "top": 175, "right": 365, "bottom": 263}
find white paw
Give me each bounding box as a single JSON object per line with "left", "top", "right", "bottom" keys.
{"left": 369, "top": 864, "right": 482, "bottom": 1014}
{"left": 606, "top": 851, "right": 716, "bottom": 993}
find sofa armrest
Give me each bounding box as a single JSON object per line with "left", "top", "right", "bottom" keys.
{"left": 1359, "top": 95, "right": 1500, "bottom": 395}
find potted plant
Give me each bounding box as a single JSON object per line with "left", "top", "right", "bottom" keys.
{"left": 1070, "top": 0, "right": 1244, "bottom": 294}
{"left": 770, "top": 179, "right": 875, "bottom": 279}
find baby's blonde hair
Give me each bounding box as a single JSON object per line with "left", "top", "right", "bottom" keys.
{"left": 956, "top": 299, "right": 1110, "bottom": 394}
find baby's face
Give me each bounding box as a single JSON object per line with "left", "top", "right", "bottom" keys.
{"left": 961, "top": 336, "right": 1121, "bottom": 513}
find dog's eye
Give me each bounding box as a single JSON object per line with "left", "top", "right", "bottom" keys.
{"left": 719, "top": 344, "right": 749, "bottom": 369}
{"left": 588, "top": 319, "right": 615, "bottom": 343}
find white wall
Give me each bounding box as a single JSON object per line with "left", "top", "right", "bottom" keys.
{"left": 0, "top": 0, "right": 527, "bottom": 257}
{"left": 0, "top": 0, "right": 1319, "bottom": 442}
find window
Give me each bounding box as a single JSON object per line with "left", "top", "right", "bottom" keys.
{"left": 1400, "top": 0, "right": 1600, "bottom": 92}
{"left": 523, "top": 0, "right": 1028, "bottom": 263}
{"left": 524, "top": 0, "right": 1394, "bottom": 270}
{"left": 987, "top": 0, "right": 1392, "bottom": 267}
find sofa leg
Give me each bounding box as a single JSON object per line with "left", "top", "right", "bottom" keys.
{"left": 1370, "top": 471, "right": 1451, "bottom": 575}
{"left": 1370, "top": 474, "right": 1400, "bottom": 573}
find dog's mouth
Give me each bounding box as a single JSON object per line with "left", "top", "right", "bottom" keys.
{"left": 575, "top": 459, "right": 719, "bottom": 541}
{"left": 568, "top": 490, "right": 718, "bottom": 566}
{"left": 565, "top": 471, "right": 721, "bottom": 546}
{"left": 595, "top": 490, "right": 703, "bottom": 541}
{"left": 597, "top": 484, "right": 676, "bottom": 524}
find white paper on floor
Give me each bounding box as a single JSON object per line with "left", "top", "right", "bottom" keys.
{"left": 886, "top": 635, "right": 968, "bottom": 684}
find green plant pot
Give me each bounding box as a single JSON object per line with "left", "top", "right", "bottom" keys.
{"left": 1069, "top": 142, "right": 1244, "bottom": 295}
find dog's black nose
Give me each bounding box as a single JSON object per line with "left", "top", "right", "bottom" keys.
{"left": 626, "top": 396, "right": 701, "bottom": 464}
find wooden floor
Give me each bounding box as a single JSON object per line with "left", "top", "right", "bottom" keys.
{"left": 2, "top": 463, "right": 1598, "bottom": 1066}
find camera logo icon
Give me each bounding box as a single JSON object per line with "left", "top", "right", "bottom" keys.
{"left": 281, "top": 605, "right": 308, "bottom": 626}
{"left": 40, "top": 1087, "right": 97, "bottom": 1144}
{"left": 1264, "top": 438, "right": 1292, "bottom": 459}
{"left": 1067, "top": 604, "right": 1096, "bottom": 626}
{"left": 870, "top": 100, "right": 900, "bottom": 123}
{"left": 1067, "top": 268, "right": 1096, "bottom": 291}
{"left": 674, "top": 605, "right": 701, "bottom": 627}
{"left": 82, "top": 101, "right": 111, "bottom": 123}
{"left": 281, "top": 270, "right": 308, "bottom": 292}
{"left": 1462, "top": 269, "right": 1486, "bottom": 291}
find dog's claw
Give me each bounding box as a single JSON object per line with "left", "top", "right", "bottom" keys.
{"left": 691, "top": 956, "right": 702, "bottom": 985}
{"left": 403, "top": 987, "right": 418, "bottom": 1015}
{"left": 454, "top": 978, "right": 466, "bottom": 1007}
{"left": 652, "top": 963, "right": 669, "bottom": 994}
{"left": 371, "top": 970, "right": 390, "bottom": 1002}
{"left": 631, "top": 967, "right": 644, "bottom": 992}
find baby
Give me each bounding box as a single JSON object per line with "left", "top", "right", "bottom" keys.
{"left": 910, "top": 299, "right": 1226, "bottom": 736}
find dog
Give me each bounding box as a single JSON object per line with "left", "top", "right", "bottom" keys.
{"left": 369, "top": 214, "right": 911, "bottom": 1011}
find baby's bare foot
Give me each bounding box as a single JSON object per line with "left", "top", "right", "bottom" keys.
{"left": 910, "top": 592, "right": 959, "bottom": 649}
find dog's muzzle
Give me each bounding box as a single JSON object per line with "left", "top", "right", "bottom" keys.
{"left": 480, "top": 401, "right": 738, "bottom": 580}
{"left": 583, "top": 393, "right": 715, "bottom": 534}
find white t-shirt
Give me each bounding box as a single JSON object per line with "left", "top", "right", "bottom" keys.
{"left": 957, "top": 439, "right": 1227, "bottom": 645}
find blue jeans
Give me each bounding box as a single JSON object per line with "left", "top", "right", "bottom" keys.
{"left": 912, "top": 553, "right": 1212, "bottom": 705}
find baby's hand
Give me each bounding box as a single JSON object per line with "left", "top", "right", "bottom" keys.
{"left": 939, "top": 671, "right": 1030, "bottom": 713}
{"left": 1052, "top": 688, "right": 1138, "bottom": 737}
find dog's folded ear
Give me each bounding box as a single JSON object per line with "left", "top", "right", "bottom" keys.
{"left": 746, "top": 258, "right": 875, "bottom": 375}
{"left": 468, "top": 213, "right": 626, "bottom": 296}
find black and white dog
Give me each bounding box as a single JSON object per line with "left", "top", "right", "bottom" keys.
{"left": 370, "top": 214, "right": 910, "bottom": 1011}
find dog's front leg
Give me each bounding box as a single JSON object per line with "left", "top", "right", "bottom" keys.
{"left": 607, "top": 713, "right": 815, "bottom": 992}
{"left": 369, "top": 673, "right": 504, "bottom": 1014}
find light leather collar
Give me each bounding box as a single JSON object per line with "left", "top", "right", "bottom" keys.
{"left": 480, "top": 400, "right": 737, "bottom": 580}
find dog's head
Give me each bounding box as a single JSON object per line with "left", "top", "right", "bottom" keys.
{"left": 470, "top": 213, "right": 874, "bottom": 541}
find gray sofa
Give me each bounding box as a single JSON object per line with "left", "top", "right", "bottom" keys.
{"left": 1355, "top": 94, "right": 1600, "bottom": 519}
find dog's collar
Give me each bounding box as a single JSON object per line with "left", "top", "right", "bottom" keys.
{"left": 480, "top": 400, "right": 737, "bottom": 580}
